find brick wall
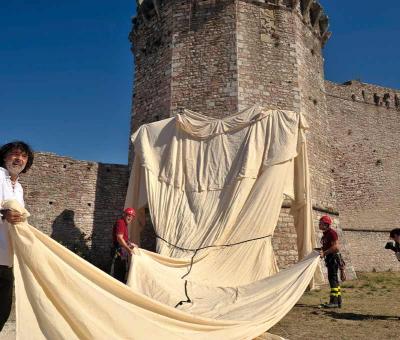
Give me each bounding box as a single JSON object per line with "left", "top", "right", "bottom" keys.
{"left": 344, "top": 230, "right": 400, "bottom": 272}
{"left": 236, "top": 3, "right": 298, "bottom": 111}
{"left": 170, "top": 0, "right": 239, "bottom": 116}
{"left": 19, "top": 152, "right": 129, "bottom": 270}
{"left": 326, "top": 80, "right": 400, "bottom": 232}
{"left": 129, "top": 0, "right": 174, "bottom": 164}
{"left": 325, "top": 80, "right": 400, "bottom": 272}
{"left": 294, "top": 15, "right": 337, "bottom": 212}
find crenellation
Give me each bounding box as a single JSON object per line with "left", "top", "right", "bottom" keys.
{"left": 320, "top": 30, "right": 331, "bottom": 47}
{"left": 325, "top": 80, "right": 400, "bottom": 111}
{"left": 291, "top": 0, "right": 300, "bottom": 11}
{"left": 300, "top": 0, "right": 313, "bottom": 18}
{"left": 135, "top": 1, "right": 330, "bottom": 46}
{"left": 318, "top": 14, "right": 328, "bottom": 34}
{"left": 310, "top": 2, "right": 322, "bottom": 29}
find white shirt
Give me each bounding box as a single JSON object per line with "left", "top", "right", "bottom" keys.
{"left": 0, "top": 167, "right": 24, "bottom": 267}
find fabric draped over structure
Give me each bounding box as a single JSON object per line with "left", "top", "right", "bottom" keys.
{"left": 126, "top": 106, "right": 322, "bottom": 283}
{"left": 125, "top": 106, "right": 324, "bottom": 330}
{"left": 5, "top": 106, "right": 323, "bottom": 340}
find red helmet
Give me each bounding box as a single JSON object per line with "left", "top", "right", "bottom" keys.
{"left": 319, "top": 215, "right": 332, "bottom": 226}
{"left": 124, "top": 207, "right": 136, "bottom": 217}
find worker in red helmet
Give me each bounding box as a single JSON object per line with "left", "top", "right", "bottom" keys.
{"left": 319, "top": 215, "right": 345, "bottom": 308}
{"left": 111, "top": 207, "right": 138, "bottom": 283}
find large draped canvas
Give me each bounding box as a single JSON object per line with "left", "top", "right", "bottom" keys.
{"left": 5, "top": 106, "right": 323, "bottom": 339}
{"left": 124, "top": 106, "right": 324, "bottom": 333}
{"left": 126, "top": 106, "right": 322, "bottom": 284}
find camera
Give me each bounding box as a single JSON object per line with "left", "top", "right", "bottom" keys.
{"left": 385, "top": 241, "right": 400, "bottom": 252}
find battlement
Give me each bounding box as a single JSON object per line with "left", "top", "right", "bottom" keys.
{"left": 325, "top": 80, "right": 400, "bottom": 111}
{"left": 133, "top": 0, "right": 330, "bottom": 46}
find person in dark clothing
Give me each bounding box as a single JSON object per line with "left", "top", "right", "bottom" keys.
{"left": 319, "top": 215, "right": 343, "bottom": 308}
{"left": 385, "top": 228, "right": 400, "bottom": 262}
{"left": 111, "top": 207, "right": 137, "bottom": 283}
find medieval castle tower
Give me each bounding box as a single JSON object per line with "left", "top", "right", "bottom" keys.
{"left": 19, "top": 0, "right": 400, "bottom": 273}
{"left": 129, "top": 0, "right": 400, "bottom": 273}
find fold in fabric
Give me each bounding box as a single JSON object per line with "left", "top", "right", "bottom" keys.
{"left": 128, "top": 106, "right": 300, "bottom": 195}
{"left": 128, "top": 248, "right": 320, "bottom": 322}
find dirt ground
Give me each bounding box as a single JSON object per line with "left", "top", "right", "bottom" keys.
{"left": 2, "top": 273, "right": 398, "bottom": 340}
{"left": 269, "top": 272, "right": 400, "bottom": 340}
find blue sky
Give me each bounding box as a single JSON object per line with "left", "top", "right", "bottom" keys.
{"left": 321, "top": 0, "right": 399, "bottom": 87}
{"left": 0, "top": 1, "right": 399, "bottom": 165}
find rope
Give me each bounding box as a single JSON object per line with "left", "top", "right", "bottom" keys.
{"left": 174, "top": 280, "right": 192, "bottom": 308}
{"left": 157, "top": 233, "right": 272, "bottom": 279}
{"left": 156, "top": 233, "right": 272, "bottom": 308}
{"left": 156, "top": 233, "right": 272, "bottom": 253}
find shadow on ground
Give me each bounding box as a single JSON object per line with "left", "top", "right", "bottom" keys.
{"left": 295, "top": 303, "right": 400, "bottom": 321}
{"left": 322, "top": 311, "right": 400, "bottom": 321}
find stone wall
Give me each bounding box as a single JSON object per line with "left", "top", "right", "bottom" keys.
{"left": 325, "top": 80, "right": 400, "bottom": 272}
{"left": 170, "top": 0, "right": 239, "bottom": 117}
{"left": 326, "top": 80, "right": 400, "bottom": 232}
{"left": 344, "top": 230, "right": 399, "bottom": 272}
{"left": 273, "top": 208, "right": 356, "bottom": 279}
{"left": 273, "top": 208, "right": 299, "bottom": 268}
{"left": 129, "top": 0, "right": 174, "bottom": 164}
{"left": 294, "top": 11, "right": 336, "bottom": 212}
{"left": 19, "top": 152, "right": 129, "bottom": 270}
{"left": 237, "top": 3, "right": 298, "bottom": 111}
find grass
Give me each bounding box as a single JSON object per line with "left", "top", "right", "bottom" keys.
{"left": 268, "top": 272, "right": 400, "bottom": 340}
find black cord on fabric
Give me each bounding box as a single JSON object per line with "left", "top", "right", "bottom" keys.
{"left": 174, "top": 280, "right": 192, "bottom": 308}
{"left": 156, "top": 233, "right": 272, "bottom": 254}
{"left": 155, "top": 233, "right": 272, "bottom": 308}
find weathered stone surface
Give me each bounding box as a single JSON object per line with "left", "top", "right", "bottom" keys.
{"left": 326, "top": 80, "right": 400, "bottom": 233}
{"left": 343, "top": 230, "right": 400, "bottom": 272}
{"left": 325, "top": 80, "right": 400, "bottom": 273}
{"left": 20, "top": 152, "right": 129, "bottom": 271}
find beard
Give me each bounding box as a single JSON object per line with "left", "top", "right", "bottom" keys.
{"left": 5, "top": 160, "right": 26, "bottom": 177}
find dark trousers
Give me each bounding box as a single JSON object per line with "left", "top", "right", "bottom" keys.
{"left": 113, "top": 257, "right": 127, "bottom": 283}
{"left": 0, "top": 266, "right": 14, "bottom": 332}
{"left": 326, "top": 254, "right": 339, "bottom": 288}
{"left": 325, "top": 254, "right": 342, "bottom": 305}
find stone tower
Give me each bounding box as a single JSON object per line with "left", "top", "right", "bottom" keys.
{"left": 129, "top": 0, "right": 352, "bottom": 271}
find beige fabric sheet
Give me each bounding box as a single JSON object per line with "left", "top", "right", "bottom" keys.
{"left": 5, "top": 199, "right": 319, "bottom": 340}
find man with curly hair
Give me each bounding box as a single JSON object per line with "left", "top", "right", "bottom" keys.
{"left": 0, "top": 141, "right": 34, "bottom": 331}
